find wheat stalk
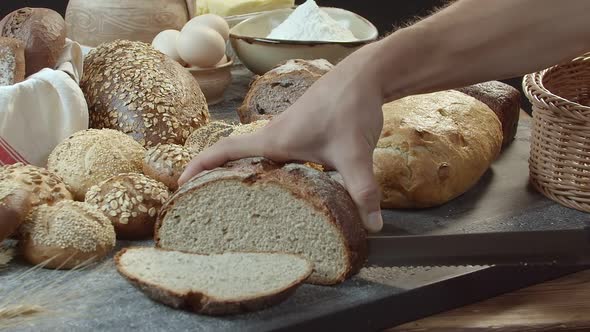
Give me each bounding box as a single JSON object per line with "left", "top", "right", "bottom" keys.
{"left": 0, "top": 255, "right": 113, "bottom": 330}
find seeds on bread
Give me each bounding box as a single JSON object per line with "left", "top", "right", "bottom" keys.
{"left": 81, "top": 40, "right": 210, "bottom": 148}
{"left": 155, "top": 158, "right": 367, "bottom": 285}
{"left": 85, "top": 173, "right": 169, "bottom": 240}
{"left": 116, "top": 247, "right": 312, "bottom": 315}
{"left": 20, "top": 200, "right": 116, "bottom": 269}
{"left": 143, "top": 144, "right": 193, "bottom": 191}
{"left": 184, "top": 121, "right": 234, "bottom": 154}
{"left": 0, "top": 36, "right": 25, "bottom": 85}
{"left": 47, "top": 129, "right": 146, "bottom": 201}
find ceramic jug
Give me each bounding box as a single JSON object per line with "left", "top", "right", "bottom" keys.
{"left": 65, "top": 0, "right": 195, "bottom": 47}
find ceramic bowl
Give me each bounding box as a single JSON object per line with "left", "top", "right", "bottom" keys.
{"left": 228, "top": 7, "right": 378, "bottom": 75}
{"left": 187, "top": 57, "right": 234, "bottom": 106}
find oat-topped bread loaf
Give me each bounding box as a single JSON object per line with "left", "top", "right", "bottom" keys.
{"left": 116, "top": 248, "right": 312, "bottom": 315}
{"left": 21, "top": 200, "right": 116, "bottom": 269}
{"left": 456, "top": 81, "right": 521, "bottom": 147}
{"left": 0, "top": 163, "right": 73, "bottom": 207}
{"left": 0, "top": 37, "right": 25, "bottom": 86}
{"left": 237, "top": 59, "right": 333, "bottom": 123}
{"left": 47, "top": 129, "right": 146, "bottom": 201}
{"left": 85, "top": 173, "right": 170, "bottom": 239}
{"left": 81, "top": 40, "right": 210, "bottom": 148}
{"left": 375, "top": 90, "right": 503, "bottom": 209}
{"left": 0, "top": 8, "right": 66, "bottom": 77}
{"left": 184, "top": 121, "right": 234, "bottom": 154}
{"left": 143, "top": 144, "right": 193, "bottom": 191}
{"left": 155, "top": 158, "right": 367, "bottom": 285}
{"left": 0, "top": 182, "right": 32, "bottom": 242}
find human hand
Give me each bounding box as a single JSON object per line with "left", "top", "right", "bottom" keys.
{"left": 179, "top": 44, "right": 386, "bottom": 233}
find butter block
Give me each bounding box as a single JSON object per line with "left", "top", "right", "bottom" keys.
{"left": 196, "top": 0, "right": 295, "bottom": 17}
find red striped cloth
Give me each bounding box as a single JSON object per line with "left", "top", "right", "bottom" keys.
{"left": 0, "top": 136, "right": 28, "bottom": 165}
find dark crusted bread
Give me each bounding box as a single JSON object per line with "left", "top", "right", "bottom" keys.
{"left": 0, "top": 37, "right": 25, "bottom": 85}
{"left": 237, "top": 59, "right": 333, "bottom": 123}
{"left": 455, "top": 81, "right": 520, "bottom": 147}
{"left": 155, "top": 157, "right": 367, "bottom": 285}
{"left": 0, "top": 8, "right": 66, "bottom": 77}
{"left": 81, "top": 40, "right": 210, "bottom": 148}
{"left": 115, "top": 248, "right": 312, "bottom": 316}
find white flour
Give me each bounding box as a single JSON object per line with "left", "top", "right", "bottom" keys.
{"left": 267, "top": 0, "right": 357, "bottom": 42}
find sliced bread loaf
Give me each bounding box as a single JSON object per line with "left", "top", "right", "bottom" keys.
{"left": 115, "top": 247, "right": 312, "bottom": 315}
{"left": 0, "top": 36, "right": 25, "bottom": 86}
{"left": 155, "top": 158, "right": 367, "bottom": 285}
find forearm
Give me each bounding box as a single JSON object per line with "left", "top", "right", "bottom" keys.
{"left": 363, "top": 0, "right": 590, "bottom": 102}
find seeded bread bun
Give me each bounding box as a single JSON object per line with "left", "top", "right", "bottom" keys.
{"left": 184, "top": 121, "right": 234, "bottom": 154}
{"left": 0, "top": 36, "right": 25, "bottom": 85}
{"left": 20, "top": 200, "right": 116, "bottom": 269}
{"left": 143, "top": 144, "right": 193, "bottom": 191}
{"left": 237, "top": 59, "right": 333, "bottom": 124}
{"left": 0, "top": 182, "right": 32, "bottom": 242}
{"left": 47, "top": 129, "right": 146, "bottom": 201}
{"left": 0, "top": 163, "right": 73, "bottom": 207}
{"left": 85, "top": 173, "right": 170, "bottom": 240}
{"left": 229, "top": 120, "right": 270, "bottom": 137}
{"left": 375, "top": 90, "right": 503, "bottom": 209}
{"left": 81, "top": 40, "right": 210, "bottom": 148}
{"left": 0, "top": 8, "right": 66, "bottom": 77}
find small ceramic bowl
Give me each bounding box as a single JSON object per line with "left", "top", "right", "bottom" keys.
{"left": 229, "top": 7, "right": 378, "bottom": 75}
{"left": 187, "top": 57, "right": 234, "bottom": 106}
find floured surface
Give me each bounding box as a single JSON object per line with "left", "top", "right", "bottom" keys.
{"left": 4, "top": 66, "right": 590, "bottom": 332}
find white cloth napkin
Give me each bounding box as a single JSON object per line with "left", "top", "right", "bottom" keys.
{"left": 0, "top": 38, "right": 88, "bottom": 167}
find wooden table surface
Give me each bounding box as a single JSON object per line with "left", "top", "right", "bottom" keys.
{"left": 388, "top": 110, "right": 590, "bottom": 331}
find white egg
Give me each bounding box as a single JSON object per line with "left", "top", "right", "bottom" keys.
{"left": 183, "top": 14, "right": 230, "bottom": 41}
{"left": 177, "top": 25, "right": 227, "bottom": 68}
{"left": 152, "top": 30, "right": 184, "bottom": 63}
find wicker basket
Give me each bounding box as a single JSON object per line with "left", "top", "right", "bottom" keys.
{"left": 523, "top": 53, "right": 590, "bottom": 212}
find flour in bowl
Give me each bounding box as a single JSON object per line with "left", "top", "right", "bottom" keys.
{"left": 266, "top": 0, "right": 357, "bottom": 42}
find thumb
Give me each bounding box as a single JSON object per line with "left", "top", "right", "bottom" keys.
{"left": 334, "top": 153, "right": 383, "bottom": 233}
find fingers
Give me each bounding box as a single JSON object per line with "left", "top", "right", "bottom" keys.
{"left": 178, "top": 133, "right": 265, "bottom": 186}
{"left": 333, "top": 151, "right": 383, "bottom": 233}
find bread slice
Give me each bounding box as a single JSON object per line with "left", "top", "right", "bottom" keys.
{"left": 237, "top": 59, "right": 333, "bottom": 123}
{"left": 0, "top": 36, "right": 25, "bottom": 86}
{"left": 115, "top": 247, "right": 312, "bottom": 315}
{"left": 155, "top": 158, "right": 367, "bottom": 285}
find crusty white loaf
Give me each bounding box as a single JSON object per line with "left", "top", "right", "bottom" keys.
{"left": 0, "top": 181, "right": 32, "bottom": 242}
{"left": 155, "top": 158, "right": 367, "bottom": 285}
{"left": 375, "top": 90, "right": 503, "bottom": 209}
{"left": 81, "top": 40, "right": 210, "bottom": 148}
{"left": 116, "top": 248, "right": 312, "bottom": 315}
{"left": 237, "top": 59, "right": 333, "bottom": 123}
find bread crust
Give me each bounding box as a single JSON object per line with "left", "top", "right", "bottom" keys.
{"left": 115, "top": 247, "right": 312, "bottom": 316}
{"left": 0, "top": 186, "right": 32, "bottom": 242}
{"left": 375, "top": 90, "right": 503, "bottom": 209}
{"left": 0, "top": 36, "right": 25, "bottom": 85}
{"left": 237, "top": 59, "right": 333, "bottom": 124}
{"left": 143, "top": 144, "right": 193, "bottom": 191}
{"left": 0, "top": 7, "right": 66, "bottom": 77}
{"left": 155, "top": 158, "right": 367, "bottom": 285}
{"left": 81, "top": 40, "right": 210, "bottom": 148}
{"left": 455, "top": 81, "right": 520, "bottom": 147}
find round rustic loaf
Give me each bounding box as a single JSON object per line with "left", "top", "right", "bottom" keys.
{"left": 47, "top": 129, "right": 146, "bottom": 201}
{"left": 85, "top": 173, "right": 170, "bottom": 240}
{"left": 81, "top": 40, "right": 210, "bottom": 148}
{"left": 0, "top": 163, "right": 73, "bottom": 207}
{"left": 237, "top": 59, "right": 333, "bottom": 124}
{"left": 0, "top": 7, "right": 66, "bottom": 77}
{"left": 155, "top": 158, "right": 367, "bottom": 285}
{"left": 143, "top": 144, "right": 193, "bottom": 191}
{"left": 374, "top": 90, "right": 503, "bottom": 209}
{"left": 21, "top": 200, "right": 116, "bottom": 269}
{"left": 0, "top": 182, "right": 32, "bottom": 242}
{"left": 184, "top": 121, "right": 234, "bottom": 154}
